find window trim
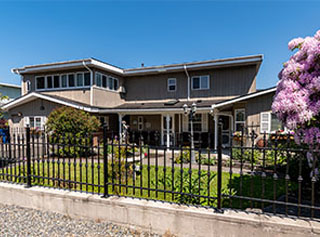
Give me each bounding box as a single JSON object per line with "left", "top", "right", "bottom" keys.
{"left": 95, "top": 72, "right": 119, "bottom": 92}
{"left": 35, "top": 71, "right": 91, "bottom": 92}
{"left": 234, "top": 108, "right": 246, "bottom": 132}
{"left": 260, "top": 112, "right": 286, "bottom": 134}
{"left": 167, "top": 78, "right": 177, "bottom": 92}
{"left": 191, "top": 75, "right": 210, "bottom": 90}
{"left": 25, "top": 116, "right": 46, "bottom": 129}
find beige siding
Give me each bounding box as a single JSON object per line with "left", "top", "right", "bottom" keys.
{"left": 92, "top": 87, "right": 124, "bottom": 107}
{"left": 42, "top": 90, "right": 91, "bottom": 105}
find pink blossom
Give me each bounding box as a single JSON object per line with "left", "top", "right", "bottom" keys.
{"left": 273, "top": 29, "right": 320, "bottom": 146}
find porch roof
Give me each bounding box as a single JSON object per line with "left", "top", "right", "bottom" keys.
{"left": 2, "top": 92, "right": 224, "bottom": 113}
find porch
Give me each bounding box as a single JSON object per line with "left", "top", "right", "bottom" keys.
{"left": 102, "top": 111, "right": 234, "bottom": 149}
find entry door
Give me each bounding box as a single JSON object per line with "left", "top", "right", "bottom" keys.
{"left": 162, "top": 115, "right": 175, "bottom": 146}
{"left": 219, "top": 115, "right": 231, "bottom": 147}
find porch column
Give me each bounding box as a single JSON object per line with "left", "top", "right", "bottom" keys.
{"left": 118, "top": 113, "right": 123, "bottom": 142}
{"left": 214, "top": 114, "right": 218, "bottom": 150}
{"left": 166, "top": 114, "right": 170, "bottom": 149}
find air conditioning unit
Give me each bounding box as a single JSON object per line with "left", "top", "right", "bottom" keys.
{"left": 119, "top": 86, "right": 126, "bottom": 94}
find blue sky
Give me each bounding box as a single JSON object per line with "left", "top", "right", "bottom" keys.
{"left": 0, "top": 1, "right": 319, "bottom": 89}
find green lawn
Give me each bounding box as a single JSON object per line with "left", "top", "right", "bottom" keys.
{"left": 0, "top": 161, "right": 298, "bottom": 210}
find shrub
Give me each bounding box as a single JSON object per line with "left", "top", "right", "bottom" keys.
{"left": 46, "top": 106, "right": 100, "bottom": 157}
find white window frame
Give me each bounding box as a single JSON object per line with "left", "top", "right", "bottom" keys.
{"left": 25, "top": 116, "right": 46, "bottom": 129}
{"left": 94, "top": 72, "right": 119, "bottom": 92}
{"left": 234, "top": 109, "right": 245, "bottom": 132}
{"left": 191, "top": 75, "right": 210, "bottom": 90}
{"left": 26, "top": 80, "right": 31, "bottom": 92}
{"left": 35, "top": 71, "right": 91, "bottom": 92}
{"left": 260, "top": 112, "right": 286, "bottom": 134}
{"left": 260, "top": 112, "right": 271, "bottom": 133}
{"left": 167, "top": 78, "right": 176, "bottom": 92}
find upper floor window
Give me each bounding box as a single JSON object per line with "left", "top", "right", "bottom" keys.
{"left": 35, "top": 72, "right": 90, "bottom": 91}
{"left": 26, "top": 80, "right": 31, "bottom": 92}
{"left": 235, "top": 109, "right": 245, "bottom": 132}
{"left": 95, "top": 72, "right": 119, "bottom": 91}
{"left": 168, "top": 78, "right": 176, "bottom": 92}
{"left": 36, "top": 77, "right": 45, "bottom": 90}
{"left": 192, "top": 75, "right": 209, "bottom": 90}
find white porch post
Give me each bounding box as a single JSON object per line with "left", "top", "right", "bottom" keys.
{"left": 166, "top": 114, "right": 170, "bottom": 149}
{"left": 214, "top": 114, "right": 218, "bottom": 150}
{"left": 118, "top": 113, "right": 123, "bottom": 142}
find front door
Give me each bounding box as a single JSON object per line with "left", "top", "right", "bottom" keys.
{"left": 219, "top": 115, "right": 231, "bottom": 147}
{"left": 162, "top": 115, "right": 175, "bottom": 146}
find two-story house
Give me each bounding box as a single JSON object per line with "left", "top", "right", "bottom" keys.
{"left": 2, "top": 55, "right": 280, "bottom": 148}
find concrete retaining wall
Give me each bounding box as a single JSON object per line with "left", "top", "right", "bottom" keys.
{"left": 0, "top": 182, "right": 319, "bottom": 237}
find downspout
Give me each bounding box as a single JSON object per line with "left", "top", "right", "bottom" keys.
{"left": 83, "top": 61, "right": 94, "bottom": 106}
{"left": 184, "top": 65, "right": 190, "bottom": 101}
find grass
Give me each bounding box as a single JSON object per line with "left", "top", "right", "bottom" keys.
{"left": 0, "top": 160, "right": 298, "bottom": 210}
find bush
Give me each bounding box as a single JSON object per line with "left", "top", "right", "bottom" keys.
{"left": 46, "top": 106, "right": 100, "bottom": 157}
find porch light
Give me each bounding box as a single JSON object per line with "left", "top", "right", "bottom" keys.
{"left": 183, "top": 104, "right": 188, "bottom": 115}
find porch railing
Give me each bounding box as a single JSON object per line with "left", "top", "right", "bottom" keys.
{"left": 0, "top": 124, "right": 320, "bottom": 219}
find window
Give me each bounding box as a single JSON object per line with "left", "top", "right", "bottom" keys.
{"left": 102, "top": 75, "right": 107, "bottom": 88}
{"left": 76, "top": 73, "right": 84, "bottom": 87}
{"left": 54, "top": 76, "right": 60, "bottom": 88}
{"left": 138, "top": 116, "right": 144, "bottom": 131}
{"left": 34, "top": 71, "right": 91, "bottom": 91}
{"left": 84, "top": 72, "right": 90, "bottom": 86}
{"left": 168, "top": 78, "right": 176, "bottom": 92}
{"left": 25, "top": 116, "right": 46, "bottom": 129}
{"left": 26, "top": 80, "right": 31, "bottom": 92}
{"left": 36, "top": 77, "right": 45, "bottom": 89}
{"left": 95, "top": 72, "right": 119, "bottom": 91}
{"left": 189, "top": 114, "right": 202, "bottom": 132}
{"left": 68, "top": 74, "right": 75, "bottom": 87}
{"left": 46, "top": 76, "right": 53, "bottom": 88}
{"left": 235, "top": 109, "right": 245, "bottom": 132}
{"left": 96, "top": 73, "right": 102, "bottom": 87}
{"left": 260, "top": 112, "right": 284, "bottom": 133}
{"left": 108, "top": 77, "right": 114, "bottom": 90}
{"left": 98, "top": 116, "right": 109, "bottom": 127}
{"left": 192, "top": 75, "right": 209, "bottom": 90}
{"left": 61, "top": 75, "right": 67, "bottom": 88}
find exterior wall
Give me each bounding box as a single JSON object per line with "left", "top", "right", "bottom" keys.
{"left": 245, "top": 92, "right": 274, "bottom": 136}
{"left": 129, "top": 115, "right": 161, "bottom": 131}
{"left": 91, "top": 87, "right": 124, "bottom": 107}
{"left": 7, "top": 99, "right": 60, "bottom": 129}
{"left": 0, "top": 85, "right": 21, "bottom": 100}
{"left": 124, "top": 65, "right": 258, "bottom": 101}
{"left": 92, "top": 69, "right": 125, "bottom": 107}
{"left": 42, "top": 90, "right": 91, "bottom": 105}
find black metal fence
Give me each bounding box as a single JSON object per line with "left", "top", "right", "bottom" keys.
{"left": 0, "top": 124, "right": 320, "bottom": 219}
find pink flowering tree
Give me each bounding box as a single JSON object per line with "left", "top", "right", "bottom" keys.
{"left": 272, "top": 30, "right": 320, "bottom": 176}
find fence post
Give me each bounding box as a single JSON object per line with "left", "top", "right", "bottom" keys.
{"left": 26, "top": 126, "right": 32, "bottom": 188}
{"left": 7, "top": 126, "right": 12, "bottom": 161}
{"left": 217, "top": 119, "right": 223, "bottom": 210}
{"left": 103, "top": 124, "right": 109, "bottom": 197}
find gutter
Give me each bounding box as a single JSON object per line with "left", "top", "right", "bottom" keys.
{"left": 82, "top": 61, "right": 94, "bottom": 106}
{"left": 184, "top": 65, "right": 190, "bottom": 101}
